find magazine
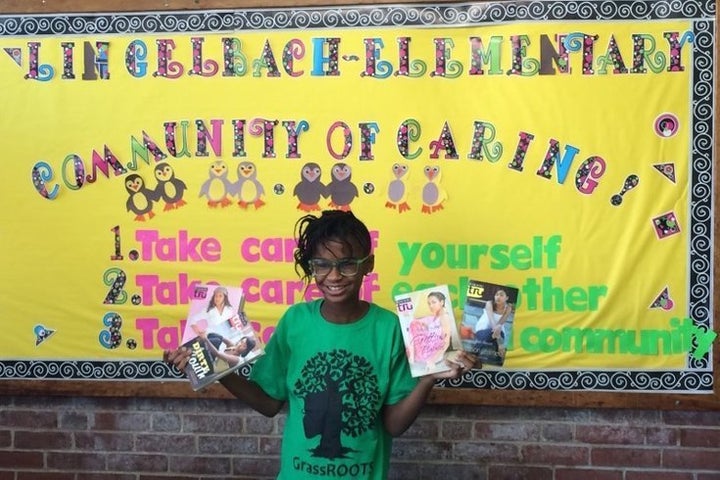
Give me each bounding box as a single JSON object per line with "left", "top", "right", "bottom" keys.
{"left": 180, "top": 283, "right": 264, "bottom": 391}
{"left": 459, "top": 279, "right": 519, "bottom": 367}
{"left": 394, "top": 284, "right": 462, "bottom": 377}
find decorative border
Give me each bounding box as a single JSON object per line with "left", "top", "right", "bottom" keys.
{"left": 0, "top": 1, "right": 715, "bottom": 35}
{"left": 0, "top": 1, "right": 715, "bottom": 392}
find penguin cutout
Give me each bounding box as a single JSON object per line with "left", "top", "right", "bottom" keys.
{"left": 199, "top": 160, "right": 234, "bottom": 207}
{"left": 293, "top": 162, "right": 327, "bottom": 212}
{"left": 421, "top": 165, "right": 447, "bottom": 214}
{"left": 386, "top": 163, "right": 411, "bottom": 213}
{"left": 124, "top": 173, "right": 156, "bottom": 221}
{"left": 327, "top": 162, "right": 358, "bottom": 211}
{"left": 234, "top": 161, "right": 266, "bottom": 209}
{"left": 153, "top": 162, "right": 187, "bottom": 211}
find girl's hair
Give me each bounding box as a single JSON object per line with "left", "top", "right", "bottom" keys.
{"left": 206, "top": 287, "right": 232, "bottom": 312}
{"left": 238, "top": 336, "right": 256, "bottom": 357}
{"left": 427, "top": 291, "right": 446, "bottom": 304}
{"left": 293, "top": 210, "right": 372, "bottom": 283}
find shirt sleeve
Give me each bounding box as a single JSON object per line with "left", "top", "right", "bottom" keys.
{"left": 248, "top": 310, "right": 290, "bottom": 401}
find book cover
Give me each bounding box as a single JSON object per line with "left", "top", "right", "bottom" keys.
{"left": 459, "top": 279, "right": 519, "bottom": 367}
{"left": 394, "top": 284, "right": 462, "bottom": 377}
{"left": 181, "top": 283, "right": 264, "bottom": 391}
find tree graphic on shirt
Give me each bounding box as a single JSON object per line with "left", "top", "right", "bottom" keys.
{"left": 293, "top": 349, "right": 381, "bottom": 459}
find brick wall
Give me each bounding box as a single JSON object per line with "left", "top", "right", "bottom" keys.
{"left": 1, "top": 395, "right": 719, "bottom": 479}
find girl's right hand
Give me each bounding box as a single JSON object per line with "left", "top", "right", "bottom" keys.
{"left": 163, "top": 347, "right": 191, "bottom": 371}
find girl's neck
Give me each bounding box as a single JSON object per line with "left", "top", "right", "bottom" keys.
{"left": 321, "top": 300, "right": 369, "bottom": 324}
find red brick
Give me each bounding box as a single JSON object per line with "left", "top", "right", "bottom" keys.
{"left": 149, "top": 412, "right": 181, "bottom": 432}
{"left": 697, "top": 474, "right": 720, "bottom": 480}
{"left": 59, "top": 411, "right": 89, "bottom": 430}
{"left": 521, "top": 445, "right": 589, "bottom": 465}
{"left": 136, "top": 433, "right": 196, "bottom": 453}
{"left": 74, "top": 431, "right": 134, "bottom": 451}
{"left": 556, "top": 468, "right": 622, "bottom": 480}
{"left": 105, "top": 453, "right": 169, "bottom": 472}
{"left": 260, "top": 435, "right": 282, "bottom": 455}
{"left": 0, "top": 410, "right": 57, "bottom": 429}
{"left": 245, "top": 414, "right": 277, "bottom": 434}
{"left": 421, "top": 463, "right": 486, "bottom": 478}
{"left": 542, "top": 423, "right": 574, "bottom": 442}
{"left": 441, "top": 420, "right": 473, "bottom": 440}
{"left": 625, "top": 472, "right": 693, "bottom": 480}
{"left": 450, "top": 441, "right": 519, "bottom": 464}
{"left": 232, "top": 456, "right": 281, "bottom": 477}
{"left": 679, "top": 428, "right": 720, "bottom": 447}
{"left": 169, "top": 454, "right": 232, "bottom": 474}
{"left": 0, "top": 451, "right": 44, "bottom": 469}
{"left": 591, "top": 447, "right": 660, "bottom": 467}
{"left": 17, "top": 473, "right": 74, "bottom": 480}
{"left": 182, "top": 413, "right": 244, "bottom": 434}
{"left": 77, "top": 475, "right": 137, "bottom": 480}
{"left": 488, "top": 465, "right": 553, "bottom": 480}
{"left": 14, "top": 430, "right": 73, "bottom": 449}
{"left": 0, "top": 430, "right": 10, "bottom": 448}
{"left": 391, "top": 439, "right": 452, "bottom": 461}
{"left": 646, "top": 427, "right": 679, "bottom": 445}
{"left": 663, "top": 411, "right": 720, "bottom": 426}
{"left": 93, "top": 412, "right": 150, "bottom": 431}
{"left": 197, "top": 434, "right": 259, "bottom": 455}
{"left": 46, "top": 452, "right": 107, "bottom": 471}
{"left": 474, "top": 422, "right": 541, "bottom": 441}
{"left": 401, "top": 418, "right": 440, "bottom": 439}
{"left": 663, "top": 448, "right": 720, "bottom": 470}
{"left": 576, "top": 425, "right": 645, "bottom": 444}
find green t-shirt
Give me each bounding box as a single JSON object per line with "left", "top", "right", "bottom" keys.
{"left": 250, "top": 299, "right": 418, "bottom": 479}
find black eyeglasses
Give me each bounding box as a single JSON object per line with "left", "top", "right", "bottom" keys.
{"left": 308, "top": 255, "right": 370, "bottom": 277}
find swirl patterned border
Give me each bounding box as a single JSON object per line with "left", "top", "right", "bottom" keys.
{"left": 0, "top": 360, "right": 713, "bottom": 392}
{"left": 0, "top": 1, "right": 715, "bottom": 392}
{"left": 0, "top": 1, "right": 715, "bottom": 35}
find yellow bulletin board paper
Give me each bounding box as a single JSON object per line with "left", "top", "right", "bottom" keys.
{"left": 0, "top": 1, "right": 715, "bottom": 392}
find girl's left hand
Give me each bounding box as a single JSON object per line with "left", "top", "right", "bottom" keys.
{"left": 432, "top": 351, "right": 478, "bottom": 380}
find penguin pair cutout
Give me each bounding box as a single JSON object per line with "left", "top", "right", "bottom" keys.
{"left": 199, "top": 160, "right": 266, "bottom": 209}
{"left": 385, "top": 163, "right": 447, "bottom": 214}
{"left": 293, "top": 162, "right": 358, "bottom": 212}
{"left": 124, "top": 162, "right": 188, "bottom": 221}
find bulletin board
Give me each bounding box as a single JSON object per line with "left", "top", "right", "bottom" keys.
{"left": 0, "top": 0, "right": 717, "bottom": 409}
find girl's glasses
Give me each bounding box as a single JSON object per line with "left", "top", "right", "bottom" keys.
{"left": 309, "top": 255, "right": 370, "bottom": 277}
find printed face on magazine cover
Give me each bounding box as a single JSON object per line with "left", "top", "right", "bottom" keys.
{"left": 426, "top": 292, "right": 445, "bottom": 316}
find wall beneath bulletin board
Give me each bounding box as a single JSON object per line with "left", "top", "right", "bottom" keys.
{"left": 0, "top": 0, "right": 717, "bottom": 410}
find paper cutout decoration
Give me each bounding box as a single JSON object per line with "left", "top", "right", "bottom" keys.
{"left": 649, "top": 286, "right": 674, "bottom": 311}
{"left": 653, "top": 163, "right": 677, "bottom": 184}
{"left": 4, "top": 47, "right": 21, "bottom": 66}
{"left": 327, "top": 162, "right": 358, "bottom": 211}
{"left": 235, "top": 161, "right": 266, "bottom": 209}
{"left": 610, "top": 174, "right": 639, "bottom": 206}
{"left": 653, "top": 113, "right": 679, "bottom": 138}
{"left": 199, "top": 160, "right": 234, "bottom": 208}
{"left": 386, "top": 163, "right": 411, "bottom": 213}
{"left": 294, "top": 162, "right": 325, "bottom": 211}
{"left": 652, "top": 211, "right": 681, "bottom": 239}
{"left": 421, "top": 165, "right": 447, "bottom": 214}
{"left": 34, "top": 324, "right": 56, "bottom": 347}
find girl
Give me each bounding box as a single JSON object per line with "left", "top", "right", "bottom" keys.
{"left": 164, "top": 210, "right": 475, "bottom": 479}
{"left": 474, "top": 288, "right": 513, "bottom": 359}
